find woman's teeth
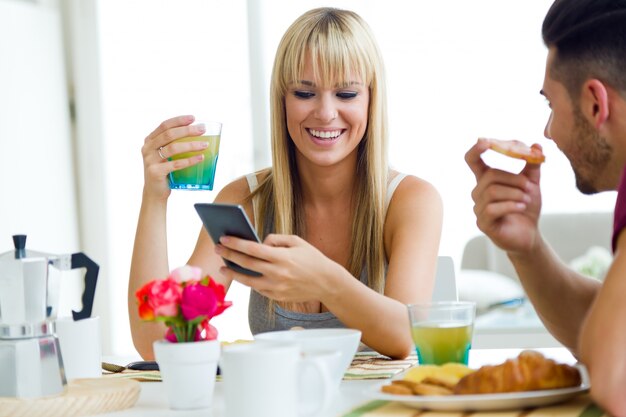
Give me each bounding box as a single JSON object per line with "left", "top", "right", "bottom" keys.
{"left": 309, "top": 129, "right": 341, "bottom": 139}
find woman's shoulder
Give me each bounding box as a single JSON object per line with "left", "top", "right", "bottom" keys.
{"left": 388, "top": 170, "right": 439, "bottom": 197}
{"left": 384, "top": 171, "right": 443, "bottom": 239}
{"left": 386, "top": 171, "right": 443, "bottom": 221}
{"left": 214, "top": 168, "right": 272, "bottom": 204}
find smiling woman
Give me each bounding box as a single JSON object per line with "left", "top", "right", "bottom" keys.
{"left": 127, "top": 6, "right": 443, "bottom": 360}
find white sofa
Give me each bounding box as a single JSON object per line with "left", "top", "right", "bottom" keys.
{"left": 461, "top": 212, "right": 613, "bottom": 283}
{"left": 459, "top": 211, "right": 613, "bottom": 348}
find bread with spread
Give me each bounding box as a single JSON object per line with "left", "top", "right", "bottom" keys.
{"left": 454, "top": 350, "right": 581, "bottom": 394}
{"left": 380, "top": 350, "right": 581, "bottom": 396}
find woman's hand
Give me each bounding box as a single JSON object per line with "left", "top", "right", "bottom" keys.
{"left": 465, "top": 138, "right": 544, "bottom": 255}
{"left": 141, "top": 115, "right": 209, "bottom": 201}
{"left": 215, "top": 234, "right": 340, "bottom": 302}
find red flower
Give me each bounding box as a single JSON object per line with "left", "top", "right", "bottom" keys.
{"left": 136, "top": 281, "right": 155, "bottom": 320}
{"left": 207, "top": 278, "right": 232, "bottom": 316}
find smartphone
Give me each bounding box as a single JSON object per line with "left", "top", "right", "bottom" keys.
{"left": 126, "top": 360, "right": 159, "bottom": 371}
{"left": 194, "top": 203, "right": 263, "bottom": 277}
{"left": 126, "top": 360, "right": 221, "bottom": 375}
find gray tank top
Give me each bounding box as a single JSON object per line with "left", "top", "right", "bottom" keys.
{"left": 247, "top": 172, "right": 407, "bottom": 335}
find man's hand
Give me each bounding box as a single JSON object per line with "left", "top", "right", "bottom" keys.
{"left": 465, "top": 138, "right": 544, "bottom": 255}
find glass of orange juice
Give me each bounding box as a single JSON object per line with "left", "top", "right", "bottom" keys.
{"left": 407, "top": 301, "right": 476, "bottom": 365}
{"left": 168, "top": 120, "right": 222, "bottom": 190}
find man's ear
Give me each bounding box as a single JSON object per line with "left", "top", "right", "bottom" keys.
{"left": 581, "top": 79, "right": 609, "bottom": 129}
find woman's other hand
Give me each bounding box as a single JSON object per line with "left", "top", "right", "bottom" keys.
{"left": 215, "top": 234, "right": 340, "bottom": 302}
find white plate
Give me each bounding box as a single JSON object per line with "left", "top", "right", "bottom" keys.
{"left": 369, "top": 364, "right": 590, "bottom": 411}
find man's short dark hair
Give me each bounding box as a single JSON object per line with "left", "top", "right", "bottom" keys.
{"left": 542, "top": 0, "right": 626, "bottom": 100}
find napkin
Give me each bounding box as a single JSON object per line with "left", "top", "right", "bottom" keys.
{"left": 101, "top": 368, "right": 161, "bottom": 382}
{"left": 341, "top": 395, "right": 607, "bottom": 417}
{"left": 102, "top": 351, "right": 417, "bottom": 382}
{"left": 343, "top": 352, "right": 418, "bottom": 380}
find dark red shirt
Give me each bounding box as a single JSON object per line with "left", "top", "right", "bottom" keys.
{"left": 612, "top": 167, "right": 626, "bottom": 252}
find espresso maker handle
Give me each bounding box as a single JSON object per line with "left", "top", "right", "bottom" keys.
{"left": 71, "top": 252, "right": 100, "bottom": 321}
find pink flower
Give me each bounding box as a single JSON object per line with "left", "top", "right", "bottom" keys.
{"left": 169, "top": 265, "right": 203, "bottom": 282}
{"left": 181, "top": 282, "right": 219, "bottom": 320}
{"left": 149, "top": 278, "right": 182, "bottom": 317}
{"left": 195, "top": 320, "right": 218, "bottom": 341}
{"left": 165, "top": 327, "right": 178, "bottom": 343}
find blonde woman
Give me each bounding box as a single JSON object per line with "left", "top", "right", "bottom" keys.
{"left": 129, "top": 7, "right": 442, "bottom": 360}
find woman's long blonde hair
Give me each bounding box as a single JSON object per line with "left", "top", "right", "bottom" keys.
{"left": 252, "top": 7, "right": 389, "bottom": 306}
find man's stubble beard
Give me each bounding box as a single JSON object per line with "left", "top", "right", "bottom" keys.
{"left": 569, "top": 108, "right": 612, "bottom": 195}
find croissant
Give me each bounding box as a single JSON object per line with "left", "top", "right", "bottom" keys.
{"left": 454, "top": 350, "right": 581, "bottom": 394}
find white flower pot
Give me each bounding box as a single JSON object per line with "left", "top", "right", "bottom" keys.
{"left": 153, "top": 339, "right": 220, "bottom": 410}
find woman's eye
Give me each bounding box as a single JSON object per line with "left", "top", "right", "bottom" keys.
{"left": 294, "top": 91, "right": 314, "bottom": 99}
{"left": 337, "top": 91, "right": 358, "bottom": 99}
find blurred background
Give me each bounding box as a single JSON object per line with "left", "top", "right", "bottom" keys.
{"left": 0, "top": 0, "right": 615, "bottom": 355}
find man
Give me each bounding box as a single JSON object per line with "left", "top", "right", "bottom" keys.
{"left": 465, "top": 0, "right": 626, "bottom": 414}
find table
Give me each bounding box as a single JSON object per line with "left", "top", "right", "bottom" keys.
{"left": 97, "top": 347, "right": 577, "bottom": 417}
{"left": 473, "top": 302, "right": 561, "bottom": 349}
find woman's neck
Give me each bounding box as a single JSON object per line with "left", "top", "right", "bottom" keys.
{"left": 296, "top": 155, "right": 358, "bottom": 209}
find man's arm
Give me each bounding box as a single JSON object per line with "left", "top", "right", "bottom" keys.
{"left": 465, "top": 139, "right": 600, "bottom": 352}
{"left": 507, "top": 235, "right": 601, "bottom": 352}
{"left": 578, "top": 232, "right": 626, "bottom": 416}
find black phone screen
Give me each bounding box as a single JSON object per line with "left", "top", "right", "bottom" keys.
{"left": 194, "top": 203, "right": 262, "bottom": 277}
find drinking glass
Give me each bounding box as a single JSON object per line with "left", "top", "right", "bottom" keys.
{"left": 168, "top": 120, "right": 221, "bottom": 190}
{"left": 407, "top": 301, "right": 476, "bottom": 365}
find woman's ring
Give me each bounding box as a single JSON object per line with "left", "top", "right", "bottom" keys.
{"left": 157, "top": 146, "right": 166, "bottom": 160}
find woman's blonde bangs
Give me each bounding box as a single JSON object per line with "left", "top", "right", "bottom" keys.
{"left": 277, "top": 12, "right": 373, "bottom": 93}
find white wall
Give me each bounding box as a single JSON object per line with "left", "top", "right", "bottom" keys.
{"left": 0, "top": 0, "right": 85, "bottom": 317}
{"left": 0, "top": 1, "right": 77, "bottom": 250}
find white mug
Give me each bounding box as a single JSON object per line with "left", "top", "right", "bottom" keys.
{"left": 220, "top": 341, "right": 335, "bottom": 417}
{"left": 54, "top": 316, "right": 101, "bottom": 380}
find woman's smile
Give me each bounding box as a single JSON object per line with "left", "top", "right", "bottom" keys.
{"left": 306, "top": 128, "right": 346, "bottom": 146}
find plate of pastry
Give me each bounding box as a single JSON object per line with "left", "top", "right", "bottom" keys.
{"left": 371, "top": 350, "right": 589, "bottom": 411}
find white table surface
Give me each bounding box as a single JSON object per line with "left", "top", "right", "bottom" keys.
{"left": 97, "top": 348, "right": 576, "bottom": 417}
{"left": 473, "top": 303, "right": 562, "bottom": 349}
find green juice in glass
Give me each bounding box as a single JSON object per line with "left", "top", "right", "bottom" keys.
{"left": 411, "top": 321, "right": 473, "bottom": 365}
{"left": 168, "top": 134, "right": 220, "bottom": 190}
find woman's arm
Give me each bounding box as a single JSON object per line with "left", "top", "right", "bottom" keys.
{"left": 217, "top": 175, "right": 443, "bottom": 358}
{"left": 330, "top": 176, "right": 443, "bottom": 357}
{"left": 128, "top": 167, "right": 252, "bottom": 359}
{"left": 128, "top": 115, "right": 209, "bottom": 359}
